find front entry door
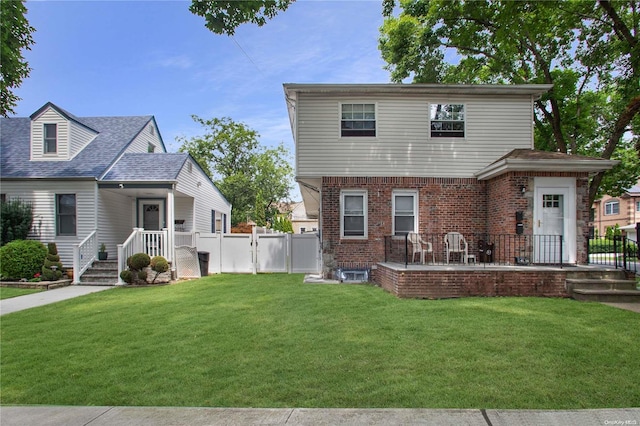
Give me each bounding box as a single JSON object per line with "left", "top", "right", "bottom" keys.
{"left": 533, "top": 178, "right": 576, "bottom": 264}
{"left": 138, "top": 199, "right": 166, "bottom": 230}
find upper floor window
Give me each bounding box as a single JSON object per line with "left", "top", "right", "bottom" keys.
{"left": 341, "top": 190, "right": 367, "bottom": 238}
{"left": 636, "top": 201, "right": 640, "bottom": 212}
{"left": 430, "top": 104, "right": 465, "bottom": 138}
{"left": 341, "top": 103, "right": 375, "bottom": 137}
{"left": 604, "top": 200, "right": 619, "bottom": 215}
{"left": 148, "top": 143, "right": 155, "bottom": 153}
{"left": 44, "top": 123, "right": 57, "bottom": 153}
{"left": 56, "top": 194, "right": 76, "bottom": 236}
{"left": 393, "top": 190, "right": 418, "bottom": 236}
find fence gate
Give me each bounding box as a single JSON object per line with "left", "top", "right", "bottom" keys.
{"left": 199, "top": 231, "right": 320, "bottom": 274}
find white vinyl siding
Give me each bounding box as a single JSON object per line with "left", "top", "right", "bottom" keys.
{"left": 125, "top": 121, "right": 164, "bottom": 154}
{"left": 68, "top": 120, "right": 98, "bottom": 158}
{"left": 97, "top": 189, "right": 137, "bottom": 256}
{"left": 0, "top": 180, "right": 97, "bottom": 265}
{"left": 296, "top": 94, "right": 534, "bottom": 178}
{"left": 31, "top": 108, "right": 69, "bottom": 160}
{"left": 175, "top": 160, "right": 231, "bottom": 233}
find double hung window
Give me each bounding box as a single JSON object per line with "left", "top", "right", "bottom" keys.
{"left": 341, "top": 190, "right": 367, "bottom": 238}
{"left": 44, "top": 123, "right": 57, "bottom": 153}
{"left": 604, "top": 200, "right": 619, "bottom": 215}
{"left": 56, "top": 194, "right": 76, "bottom": 236}
{"left": 430, "top": 104, "right": 465, "bottom": 137}
{"left": 341, "top": 103, "right": 375, "bottom": 137}
{"left": 393, "top": 191, "right": 418, "bottom": 236}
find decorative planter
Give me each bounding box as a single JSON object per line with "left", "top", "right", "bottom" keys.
{"left": 98, "top": 252, "right": 108, "bottom": 261}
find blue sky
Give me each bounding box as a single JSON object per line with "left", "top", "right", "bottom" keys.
{"left": 13, "top": 0, "right": 392, "bottom": 200}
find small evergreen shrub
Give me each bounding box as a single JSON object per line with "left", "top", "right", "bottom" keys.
{"left": 0, "top": 239, "right": 47, "bottom": 280}
{"left": 0, "top": 199, "right": 34, "bottom": 246}
{"left": 120, "top": 270, "right": 133, "bottom": 284}
{"left": 137, "top": 270, "right": 148, "bottom": 281}
{"left": 127, "top": 253, "right": 150, "bottom": 270}
{"left": 150, "top": 256, "right": 169, "bottom": 273}
{"left": 41, "top": 242, "right": 64, "bottom": 281}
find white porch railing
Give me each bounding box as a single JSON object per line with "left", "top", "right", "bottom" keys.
{"left": 117, "top": 228, "right": 169, "bottom": 285}
{"left": 72, "top": 229, "right": 98, "bottom": 284}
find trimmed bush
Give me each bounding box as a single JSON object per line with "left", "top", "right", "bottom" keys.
{"left": 137, "top": 270, "right": 148, "bottom": 281}
{"left": 119, "top": 270, "right": 133, "bottom": 284}
{"left": 0, "top": 199, "right": 34, "bottom": 246}
{"left": 41, "top": 242, "right": 64, "bottom": 281}
{"left": 150, "top": 256, "right": 169, "bottom": 273}
{"left": 127, "top": 253, "right": 150, "bottom": 270}
{"left": 0, "top": 240, "right": 47, "bottom": 280}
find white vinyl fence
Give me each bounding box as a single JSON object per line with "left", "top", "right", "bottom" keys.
{"left": 192, "top": 230, "right": 320, "bottom": 275}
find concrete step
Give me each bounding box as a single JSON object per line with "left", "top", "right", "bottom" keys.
{"left": 566, "top": 269, "right": 629, "bottom": 280}
{"left": 566, "top": 278, "right": 637, "bottom": 292}
{"left": 572, "top": 288, "right": 640, "bottom": 303}
{"left": 76, "top": 281, "right": 119, "bottom": 286}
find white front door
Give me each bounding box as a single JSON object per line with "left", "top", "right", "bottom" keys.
{"left": 138, "top": 199, "right": 166, "bottom": 230}
{"left": 533, "top": 178, "right": 576, "bottom": 264}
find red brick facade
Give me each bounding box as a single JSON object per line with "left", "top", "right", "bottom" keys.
{"left": 374, "top": 264, "right": 570, "bottom": 299}
{"left": 321, "top": 173, "right": 591, "bottom": 277}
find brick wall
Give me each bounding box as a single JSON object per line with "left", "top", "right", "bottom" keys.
{"left": 374, "top": 264, "right": 569, "bottom": 299}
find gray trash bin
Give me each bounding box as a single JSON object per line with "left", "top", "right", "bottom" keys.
{"left": 197, "top": 251, "right": 210, "bottom": 277}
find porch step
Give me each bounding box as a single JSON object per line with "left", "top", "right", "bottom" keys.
{"left": 79, "top": 260, "right": 119, "bottom": 286}
{"left": 566, "top": 269, "right": 639, "bottom": 303}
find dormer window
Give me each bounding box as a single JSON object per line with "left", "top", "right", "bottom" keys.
{"left": 148, "top": 143, "right": 155, "bottom": 153}
{"left": 44, "top": 124, "right": 57, "bottom": 153}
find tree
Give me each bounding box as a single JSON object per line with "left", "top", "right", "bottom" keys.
{"left": 0, "top": 0, "right": 35, "bottom": 116}
{"left": 379, "top": 0, "right": 640, "bottom": 204}
{"left": 177, "top": 116, "right": 294, "bottom": 226}
{"left": 189, "top": 0, "right": 295, "bottom": 35}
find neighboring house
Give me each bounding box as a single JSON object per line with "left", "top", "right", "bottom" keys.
{"left": 0, "top": 102, "right": 231, "bottom": 281}
{"left": 591, "top": 179, "right": 640, "bottom": 237}
{"left": 283, "top": 83, "right": 618, "bottom": 279}
{"left": 280, "top": 201, "right": 318, "bottom": 233}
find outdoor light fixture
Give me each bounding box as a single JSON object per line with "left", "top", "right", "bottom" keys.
{"left": 520, "top": 185, "right": 526, "bottom": 194}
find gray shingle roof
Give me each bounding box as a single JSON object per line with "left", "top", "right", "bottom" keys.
{"left": 102, "top": 153, "right": 188, "bottom": 181}
{"left": 1, "top": 111, "right": 155, "bottom": 179}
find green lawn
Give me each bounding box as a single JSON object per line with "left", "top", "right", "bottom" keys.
{"left": 0, "top": 287, "right": 42, "bottom": 300}
{"left": 1, "top": 274, "right": 639, "bottom": 408}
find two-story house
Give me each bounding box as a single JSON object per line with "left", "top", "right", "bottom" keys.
{"left": 592, "top": 179, "right": 640, "bottom": 238}
{"left": 0, "top": 102, "right": 231, "bottom": 282}
{"left": 284, "top": 84, "right": 618, "bottom": 293}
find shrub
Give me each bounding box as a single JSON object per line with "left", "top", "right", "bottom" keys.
{"left": 0, "top": 240, "right": 47, "bottom": 280}
{"left": 41, "top": 242, "right": 64, "bottom": 281}
{"left": 127, "top": 253, "right": 150, "bottom": 270}
{"left": 137, "top": 270, "right": 148, "bottom": 281}
{"left": 150, "top": 256, "right": 169, "bottom": 273}
{"left": 119, "top": 270, "right": 133, "bottom": 284}
{"left": 1, "top": 199, "right": 34, "bottom": 246}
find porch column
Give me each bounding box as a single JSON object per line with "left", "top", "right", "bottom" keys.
{"left": 167, "top": 188, "right": 175, "bottom": 271}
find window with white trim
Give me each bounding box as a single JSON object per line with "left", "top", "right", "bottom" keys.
{"left": 636, "top": 201, "right": 640, "bottom": 212}
{"left": 341, "top": 190, "right": 367, "bottom": 238}
{"left": 430, "top": 104, "right": 465, "bottom": 137}
{"left": 604, "top": 200, "right": 619, "bottom": 215}
{"left": 44, "top": 123, "right": 57, "bottom": 153}
{"left": 341, "top": 103, "right": 375, "bottom": 137}
{"left": 393, "top": 190, "right": 418, "bottom": 236}
{"left": 56, "top": 194, "right": 76, "bottom": 236}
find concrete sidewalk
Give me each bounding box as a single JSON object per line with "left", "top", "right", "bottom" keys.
{"left": 0, "top": 285, "right": 113, "bottom": 315}
{"left": 1, "top": 406, "right": 638, "bottom": 426}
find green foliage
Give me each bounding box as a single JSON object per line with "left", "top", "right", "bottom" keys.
{"left": 1, "top": 198, "right": 34, "bottom": 246}
{"left": 0, "top": 0, "right": 35, "bottom": 116}
{"left": 150, "top": 256, "right": 169, "bottom": 273}
{"left": 605, "top": 224, "right": 622, "bottom": 239}
{"left": 271, "top": 215, "right": 293, "bottom": 233}
{"left": 189, "top": 0, "right": 295, "bottom": 36}
{"left": 127, "top": 253, "right": 151, "bottom": 270}
{"left": 41, "top": 243, "right": 63, "bottom": 281}
{"left": 119, "top": 270, "right": 133, "bottom": 284}
{"left": 379, "top": 0, "right": 640, "bottom": 204}
{"left": 137, "top": 270, "right": 148, "bottom": 281}
{"left": 178, "top": 116, "right": 293, "bottom": 226}
{"left": 0, "top": 239, "right": 46, "bottom": 280}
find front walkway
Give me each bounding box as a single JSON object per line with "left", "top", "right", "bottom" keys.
{"left": 0, "top": 285, "right": 113, "bottom": 316}
{"left": 1, "top": 406, "right": 639, "bottom": 426}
